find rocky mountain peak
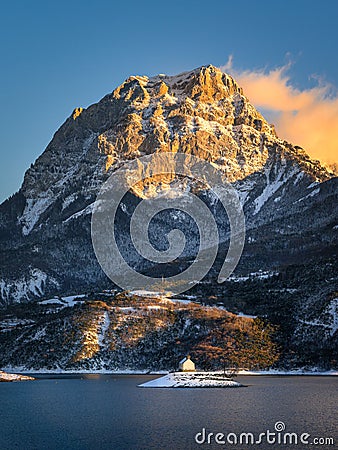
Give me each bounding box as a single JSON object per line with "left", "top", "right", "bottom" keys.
{"left": 11, "top": 65, "right": 331, "bottom": 238}
{"left": 113, "top": 65, "right": 243, "bottom": 101}
{"left": 0, "top": 69, "right": 330, "bottom": 233}
{"left": 98, "top": 66, "right": 276, "bottom": 176}
{"left": 167, "top": 64, "right": 243, "bottom": 101}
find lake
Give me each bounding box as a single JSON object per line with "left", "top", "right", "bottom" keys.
{"left": 0, "top": 375, "right": 337, "bottom": 449}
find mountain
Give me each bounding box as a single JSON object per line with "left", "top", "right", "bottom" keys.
{"left": 0, "top": 65, "right": 337, "bottom": 370}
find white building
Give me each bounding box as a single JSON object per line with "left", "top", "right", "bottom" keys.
{"left": 179, "top": 355, "right": 196, "bottom": 372}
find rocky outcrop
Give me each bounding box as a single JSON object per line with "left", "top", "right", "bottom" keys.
{"left": 0, "top": 371, "right": 34, "bottom": 381}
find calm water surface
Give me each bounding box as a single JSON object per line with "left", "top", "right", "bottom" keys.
{"left": 0, "top": 375, "right": 337, "bottom": 450}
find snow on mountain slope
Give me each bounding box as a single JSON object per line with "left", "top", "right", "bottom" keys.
{"left": 14, "top": 65, "right": 331, "bottom": 237}
{"left": 0, "top": 269, "right": 59, "bottom": 303}
{"left": 0, "top": 64, "right": 336, "bottom": 306}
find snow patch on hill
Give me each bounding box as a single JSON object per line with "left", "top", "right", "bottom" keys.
{"left": 294, "top": 187, "right": 320, "bottom": 204}
{"left": 0, "top": 269, "right": 58, "bottom": 304}
{"left": 228, "top": 270, "right": 278, "bottom": 283}
{"left": 98, "top": 311, "right": 110, "bottom": 347}
{"left": 20, "top": 197, "right": 53, "bottom": 236}
{"left": 253, "top": 165, "right": 299, "bottom": 214}
{"left": 64, "top": 203, "right": 95, "bottom": 223}
{"left": 39, "top": 294, "right": 86, "bottom": 308}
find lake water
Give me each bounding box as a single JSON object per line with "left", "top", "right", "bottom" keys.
{"left": 0, "top": 375, "right": 337, "bottom": 449}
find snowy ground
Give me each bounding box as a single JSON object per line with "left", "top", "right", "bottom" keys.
{"left": 39, "top": 294, "right": 86, "bottom": 307}
{"left": 227, "top": 270, "right": 278, "bottom": 283}
{"left": 1, "top": 367, "right": 168, "bottom": 375}
{"left": 138, "top": 372, "right": 242, "bottom": 388}
{"left": 0, "top": 371, "right": 34, "bottom": 382}
{"left": 2, "top": 367, "right": 337, "bottom": 376}
{"left": 237, "top": 369, "right": 338, "bottom": 376}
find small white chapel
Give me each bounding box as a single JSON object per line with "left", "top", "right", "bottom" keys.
{"left": 178, "top": 355, "right": 196, "bottom": 372}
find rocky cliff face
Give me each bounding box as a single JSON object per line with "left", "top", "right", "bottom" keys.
{"left": 18, "top": 66, "right": 330, "bottom": 206}
{"left": 1, "top": 65, "right": 336, "bottom": 303}
{"left": 0, "top": 64, "right": 337, "bottom": 369}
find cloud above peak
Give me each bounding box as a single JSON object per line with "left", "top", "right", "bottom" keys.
{"left": 220, "top": 57, "right": 338, "bottom": 166}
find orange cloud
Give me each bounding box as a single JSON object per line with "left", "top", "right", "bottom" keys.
{"left": 220, "top": 57, "right": 338, "bottom": 166}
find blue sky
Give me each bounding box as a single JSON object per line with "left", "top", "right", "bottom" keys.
{"left": 1, "top": 0, "right": 338, "bottom": 202}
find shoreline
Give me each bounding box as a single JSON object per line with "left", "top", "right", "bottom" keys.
{"left": 1, "top": 368, "right": 337, "bottom": 376}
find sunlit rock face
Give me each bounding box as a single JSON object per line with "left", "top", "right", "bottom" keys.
{"left": 0, "top": 65, "right": 336, "bottom": 305}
